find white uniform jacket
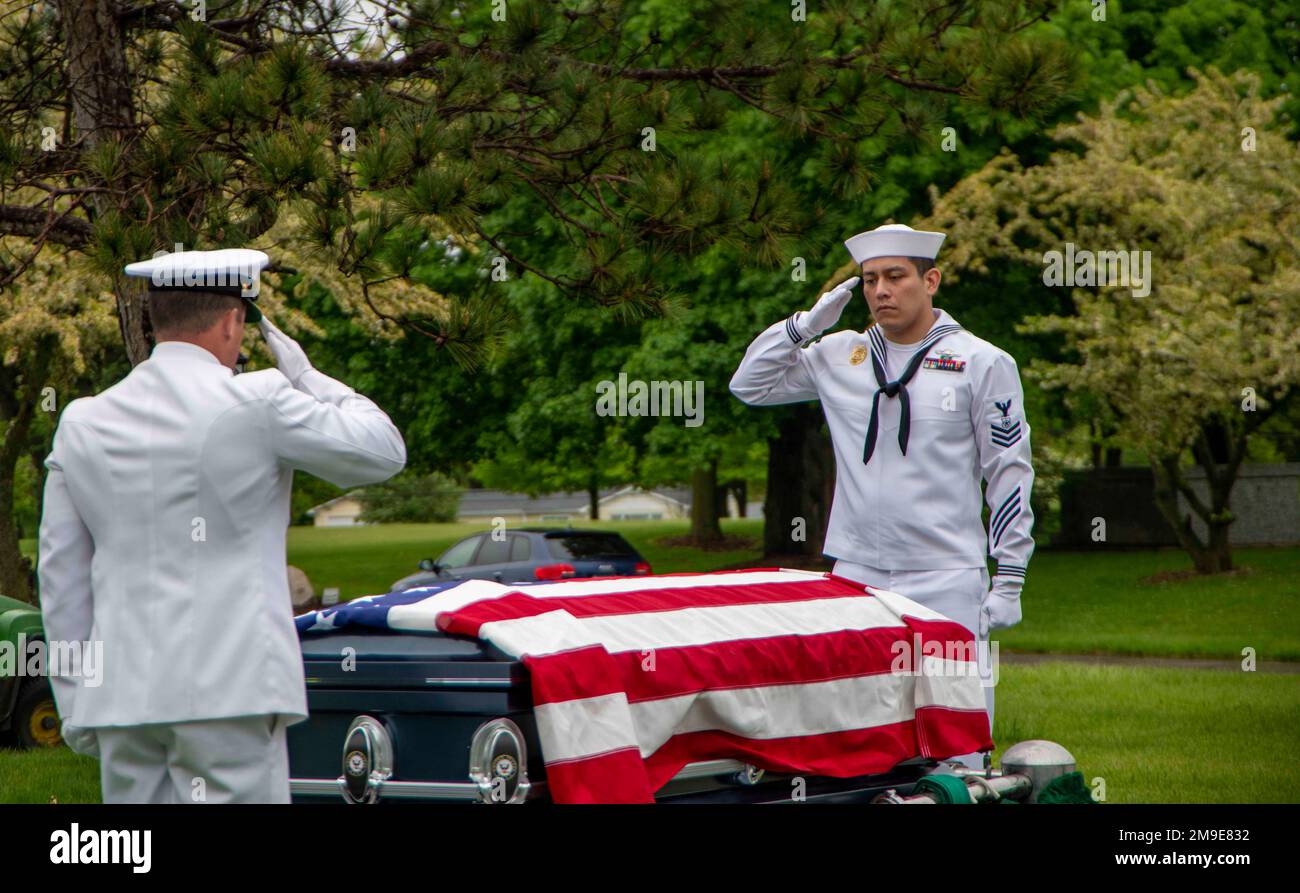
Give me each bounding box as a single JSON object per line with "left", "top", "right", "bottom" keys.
{"left": 730, "top": 308, "right": 1034, "bottom": 576}
{"left": 37, "top": 341, "right": 407, "bottom": 730}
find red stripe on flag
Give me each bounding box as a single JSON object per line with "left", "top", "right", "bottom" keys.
{"left": 522, "top": 645, "right": 627, "bottom": 703}
{"left": 515, "top": 618, "right": 976, "bottom": 705}
{"left": 438, "top": 576, "right": 870, "bottom": 638}
{"left": 916, "top": 705, "right": 995, "bottom": 759}
{"left": 639, "top": 709, "right": 991, "bottom": 794}
{"left": 540, "top": 748, "right": 655, "bottom": 804}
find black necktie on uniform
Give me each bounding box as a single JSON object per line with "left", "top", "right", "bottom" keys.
{"left": 863, "top": 324, "right": 961, "bottom": 464}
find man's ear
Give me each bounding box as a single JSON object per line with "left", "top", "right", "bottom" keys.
{"left": 226, "top": 305, "right": 244, "bottom": 339}
{"left": 925, "top": 267, "right": 942, "bottom": 294}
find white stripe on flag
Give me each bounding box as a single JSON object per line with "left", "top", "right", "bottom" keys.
{"left": 507, "top": 569, "right": 830, "bottom": 598}
{"left": 533, "top": 691, "right": 640, "bottom": 764}
{"left": 535, "top": 661, "right": 986, "bottom": 763}
{"left": 477, "top": 594, "right": 923, "bottom": 657}
{"left": 869, "top": 588, "right": 957, "bottom": 624}
{"left": 384, "top": 571, "right": 839, "bottom": 632}
{"left": 386, "top": 579, "right": 515, "bottom": 630}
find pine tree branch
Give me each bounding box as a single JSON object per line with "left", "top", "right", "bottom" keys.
{"left": 0, "top": 202, "right": 93, "bottom": 248}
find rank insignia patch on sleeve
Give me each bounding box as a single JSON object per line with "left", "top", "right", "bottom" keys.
{"left": 990, "top": 398, "right": 1022, "bottom": 448}
{"left": 922, "top": 349, "right": 966, "bottom": 372}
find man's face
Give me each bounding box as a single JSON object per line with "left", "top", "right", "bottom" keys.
{"left": 859, "top": 256, "right": 941, "bottom": 337}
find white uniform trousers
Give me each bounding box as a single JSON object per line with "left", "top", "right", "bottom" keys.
{"left": 832, "top": 561, "right": 994, "bottom": 770}
{"left": 94, "top": 713, "right": 291, "bottom": 804}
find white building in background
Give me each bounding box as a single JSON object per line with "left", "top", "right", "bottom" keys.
{"left": 305, "top": 492, "right": 367, "bottom": 526}
{"left": 456, "top": 485, "right": 695, "bottom": 524}
{"left": 304, "top": 484, "right": 755, "bottom": 527}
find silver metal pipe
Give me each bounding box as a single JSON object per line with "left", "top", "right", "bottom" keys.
{"left": 291, "top": 757, "right": 753, "bottom": 803}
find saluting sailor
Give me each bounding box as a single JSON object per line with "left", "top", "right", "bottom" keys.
{"left": 37, "top": 248, "right": 407, "bottom": 803}
{"left": 729, "top": 223, "right": 1035, "bottom": 768}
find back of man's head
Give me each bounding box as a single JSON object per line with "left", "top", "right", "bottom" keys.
{"left": 148, "top": 290, "right": 245, "bottom": 339}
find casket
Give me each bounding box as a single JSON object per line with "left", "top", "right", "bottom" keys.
{"left": 287, "top": 627, "right": 942, "bottom": 804}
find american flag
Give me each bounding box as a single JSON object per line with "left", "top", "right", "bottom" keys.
{"left": 298, "top": 568, "right": 993, "bottom": 803}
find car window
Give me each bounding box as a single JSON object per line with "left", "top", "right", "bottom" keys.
{"left": 546, "top": 534, "right": 638, "bottom": 559}
{"left": 438, "top": 535, "right": 483, "bottom": 569}
{"left": 509, "top": 535, "right": 532, "bottom": 562}
{"left": 474, "top": 535, "right": 512, "bottom": 565}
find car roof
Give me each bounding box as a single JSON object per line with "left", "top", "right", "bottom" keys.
{"left": 513, "top": 527, "right": 625, "bottom": 537}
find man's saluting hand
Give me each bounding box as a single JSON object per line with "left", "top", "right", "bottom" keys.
{"left": 794, "top": 276, "right": 861, "bottom": 341}
{"left": 259, "top": 317, "right": 312, "bottom": 385}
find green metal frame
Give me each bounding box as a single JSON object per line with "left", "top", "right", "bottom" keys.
{"left": 0, "top": 594, "right": 47, "bottom": 733}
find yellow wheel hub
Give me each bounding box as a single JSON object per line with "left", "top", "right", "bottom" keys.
{"left": 28, "top": 700, "right": 63, "bottom": 747}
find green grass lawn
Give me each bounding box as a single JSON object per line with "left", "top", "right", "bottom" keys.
{"left": 996, "top": 548, "right": 1300, "bottom": 662}
{"left": 7, "top": 660, "right": 1295, "bottom": 803}
{"left": 991, "top": 662, "right": 1300, "bottom": 803}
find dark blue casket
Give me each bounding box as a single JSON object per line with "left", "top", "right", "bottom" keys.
{"left": 287, "top": 627, "right": 940, "bottom": 804}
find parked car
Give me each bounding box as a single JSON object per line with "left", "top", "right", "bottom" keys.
{"left": 0, "top": 594, "right": 63, "bottom": 749}
{"left": 389, "top": 527, "right": 651, "bottom": 591}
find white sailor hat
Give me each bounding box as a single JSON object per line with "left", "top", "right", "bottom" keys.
{"left": 123, "top": 248, "right": 268, "bottom": 323}
{"left": 843, "top": 223, "right": 945, "bottom": 265}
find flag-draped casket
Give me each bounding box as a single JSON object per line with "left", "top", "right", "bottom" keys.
{"left": 293, "top": 569, "right": 993, "bottom": 803}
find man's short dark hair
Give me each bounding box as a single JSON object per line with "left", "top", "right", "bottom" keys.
{"left": 908, "top": 257, "right": 936, "bottom": 276}
{"left": 147, "top": 290, "right": 245, "bottom": 336}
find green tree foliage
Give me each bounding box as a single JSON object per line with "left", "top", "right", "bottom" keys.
{"left": 358, "top": 471, "right": 461, "bottom": 524}
{"left": 1, "top": 0, "right": 1074, "bottom": 365}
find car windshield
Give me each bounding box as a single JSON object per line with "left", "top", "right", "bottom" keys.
{"left": 438, "top": 535, "right": 482, "bottom": 569}
{"left": 546, "top": 534, "right": 637, "bottom": 559}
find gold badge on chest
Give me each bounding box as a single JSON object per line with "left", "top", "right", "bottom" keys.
{"left": 850, "top": 345, "right": 868, "bottom": 366}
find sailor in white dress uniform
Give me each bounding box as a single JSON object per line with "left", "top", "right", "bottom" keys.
{"left": 729, "top": 224, "right": 1035, "bottom": 768}
{"left": 37, "top": 248, "right": 407, "bottom": 802}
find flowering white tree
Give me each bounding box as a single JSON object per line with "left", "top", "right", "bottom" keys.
{"left": 923, "top": 68, "right": 1300, "bottom": 573}
{"left": 0, "top": 244, "right": 119, "bottom": 600}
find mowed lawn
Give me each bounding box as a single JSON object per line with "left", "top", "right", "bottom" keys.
{"left": 994, "top": 547, "right": 1300, "bottom": 662}
{"left": 6, "top": 661, "right": 1296, "bottom": 804}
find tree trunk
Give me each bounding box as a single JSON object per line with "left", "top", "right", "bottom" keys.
{"left": 0, "top": 460, "right": 33, "bottom": 603}
{"left": 730, "top": 479, "right": 747, "bottom": 518}
{"left": 587, "top": 474, "right": 599, "bottom": 520}
{"left": 762, "top": 405, "right": 832, "bottom": 557}
{"left": 689, "top": 461, "right": 723, "bottom": 545}
{"left": 56, "top": 0, "right": 150, "bottom": 364}
{"left": 0, "top": 339, "right": 55, "bottom": 603}
{"left": 1150, "top": 455, "right": 1234, "bottom": 574}
{"left": 713, "top": 478, "right": 728, "bottom": 521}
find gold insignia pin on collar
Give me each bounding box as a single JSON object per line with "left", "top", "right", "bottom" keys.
{"left": 850, "top": 345, "right": 868, "bottom": 365}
